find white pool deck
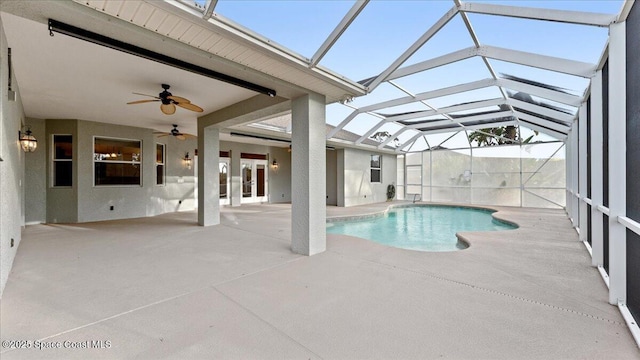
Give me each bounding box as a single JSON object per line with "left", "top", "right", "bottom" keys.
{"left": 1, "top": 202, "right": 639, "bottom": 359}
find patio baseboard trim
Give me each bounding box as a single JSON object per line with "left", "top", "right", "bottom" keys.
{"left": 618, "top": 303, "right": 640, "bottom": 348}
{"left": 598, "top": 265, "right": 610, "bottom": 288}
{"left": 583, "top": 240, "right": 593, "bottom": 256}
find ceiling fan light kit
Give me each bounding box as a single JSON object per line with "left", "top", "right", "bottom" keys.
{"left": 128, "top": 84, "right": 203, "bottom": 115}
{"left": 154, "top": 124, "right": 195, "bottom": 141}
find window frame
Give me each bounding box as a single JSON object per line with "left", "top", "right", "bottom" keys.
{"left": 155, "top": 143, "right": 165, "bottom": 186}
{"left": 370, "top": 154, "right": 382, "bottom": 184}
{"left": 93, "top": 136, "right": 143, "bottom": 187}
{"left": 51, "top": 134, "right": 73, "bottom": 188}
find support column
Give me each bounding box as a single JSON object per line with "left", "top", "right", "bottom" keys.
{"left": 608, "top": 21, "right": 626, "bottom": 305}
{"left": 568, "top": 124, "right": 579, "bottom": 227}
{"left": 197, "top": 125, "right": 220, "bottom": 226}
{"left": 230, "top": 150, "right": 241, "bottom": 207}
{"left": 572, "top": 124, "right": 580, "bottom": 227}
{"left": 590, "top": 70, "right": 604, "bottom": 267}
{"left": 566, "top": 129, "right": 573, "bottom": 222}
{"left": 291, "top": 93, "right": 326, "bottom": 255}
{"left": 578, "top": 103, "right": 588, "bottom": 243}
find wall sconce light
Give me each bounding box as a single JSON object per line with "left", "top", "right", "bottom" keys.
{"left": 183, "top": 152, "right": 192, "bottom": 169}
{"left": 19, "top": 126, "right": 37, "bottom": 152}
{"left": 271, "top": 159, "right": 279, "bottom": 171}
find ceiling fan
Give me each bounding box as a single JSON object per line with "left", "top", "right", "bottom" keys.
{"left": 127, "top": 84, "right": 203, "bottom": 115}
{"left": 154, "top": 124, "right": 196, "bottom": 140}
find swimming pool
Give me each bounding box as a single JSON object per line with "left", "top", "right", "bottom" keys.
{"left": 326, "top": 205, "right": 517, "bottom": 252}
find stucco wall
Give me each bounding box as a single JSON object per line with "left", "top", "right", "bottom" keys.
{"left": 46, "top": 119, "right": 78, "bottom": 223}
{"left": 219, "top": 140, "right": 291, "bottom": 203}
{"left": 0, "top": 16, "right": 26, "bottom": 297}
{"left": 341, "top": 148, "right": 397, "bottom": 207}
{"left": 268, "top": 146, "right": 292, "bottom": 203}
{"left": 154, "top": 135, "right": 198, "bottom": 213}
{"left": 42, "top": 119, "right": 199, "bottom": 223}
{"left": 326, "top": 150, "right": 337, "bottom": 205}
{"left": 76, "top": 120, "right": 157, "bottom": 222}
{"left": 39, "top": 125, "right": 293, "bottom": 224}
{"left": 24, "top": 117, "right": 46, "bottom": 224}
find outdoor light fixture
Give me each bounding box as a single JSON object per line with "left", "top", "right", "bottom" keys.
{"left": 183, "top": 152, "right": 192, "bottom": 169}
{"left": 19, "top": 126, "right": 37, "bottom": 152}
{"left": 271, "top": 159, "right": 279, "bottom": 171}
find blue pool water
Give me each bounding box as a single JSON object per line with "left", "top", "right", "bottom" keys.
{"left": 326, "top": 206, "right": 517, "bottom": 252}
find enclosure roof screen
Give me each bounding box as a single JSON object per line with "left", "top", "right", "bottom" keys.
{"left": 178, "top": 0, "right": 620, "bottom": 152}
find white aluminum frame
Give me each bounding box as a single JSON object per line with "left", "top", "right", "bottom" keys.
{"left": 310, "top": 0, "right": 369, "bottom": 67}
{"left": 389, "top": 45, "right": 597, "bottom": 81}
{"left": 589, "top": 70, "right": 604, "bottom": 267}
{"left": 578, "top": 103, "right": 588, "bottom": 244}
{"left": 367, "top": 5, "right": 459, "bottom": 91}
{"left": 607, "top": 21, "right": 626, "bottom": 306}
{"left": 496, "top": 78, "right": 583, "bottom": 107}
{"left": 457, "top": 1, "right": 616, "bottom": 27}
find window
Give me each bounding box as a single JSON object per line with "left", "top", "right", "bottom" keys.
{"left": 371, "top": 155, "right": 382, "bottom": 183}
{"left": 219, "top": 162, "right": 228, "bottom": 199}
{"left": 53, "top": 135, "right": 73, "bottom": 187}
{"left": 94, "top": 137, "right": 142, "bottom": 186}
{"left": 156, "top": 143, "right": 165, "bottom": 185}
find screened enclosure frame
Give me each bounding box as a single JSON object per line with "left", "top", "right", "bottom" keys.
{"left": 110, "top": 0, "right": 639, "bottom": 345}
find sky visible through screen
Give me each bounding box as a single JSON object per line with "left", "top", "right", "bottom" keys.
{"left": 191, "top": 0, "right": 623, "bottom": 146}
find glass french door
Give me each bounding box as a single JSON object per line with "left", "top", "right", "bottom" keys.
{"left": 241, "top": 159, "right": 268, "bottom": 203}
{"left": 219, "top": 158, "right": 230, "bottom": 205}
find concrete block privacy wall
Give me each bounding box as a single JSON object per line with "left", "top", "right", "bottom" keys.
{"left": 0, "top": 16, "right": 26, "bottom": 297}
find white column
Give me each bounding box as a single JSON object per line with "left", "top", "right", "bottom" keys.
{"left": 230, "top": 150, "right": 241, "bottom": 207}
{"left": 197, "top": 125, "right": 220, "bottom": 226}
{"left": 291, "top": 93, "right": 326, "bottom": 255}
{"left": 578, "top": 103, "right": 588, "bottom": 242}
{"left": 573, "top": 124, "right": 580, "bottom": 227}
{"left": 566, "top": 129, "right": 573, "bottom": 222}
{"left": 569, "top": 124, "right": 580, "bottom": 227}
{"left": 590, "top": 70, "right": 604, "bottom": 267}
{"left": 608, "top": 21, "right": 626, "bottom": 305}
{"left": 575, "top": 130, "right": 580, "bottom": 226}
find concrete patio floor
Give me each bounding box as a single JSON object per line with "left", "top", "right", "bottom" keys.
{"left": 1, "top": 202, "right": 639, "bottom": 359}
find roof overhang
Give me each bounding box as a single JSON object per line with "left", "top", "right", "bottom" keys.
{"left": 71, "top": 0, "right": 367, "bottom": 103}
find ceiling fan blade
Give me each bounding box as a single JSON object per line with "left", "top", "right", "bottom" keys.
{"left": 132, "top": 92, "right": 160, "bottom": 99}
{"left": 167, "top": 95, "right": 191, "bottom": 104}
{"left": 176, "top": 134, "right": 186, "bottom": 140}
{"left": 127, "top": 99, "right": 160, "bottom": 105}
{"left": 176, "top": 102, "right": 204, "bottom": 113}
{"left": 156, "top": 133, "right": 170, "bottom": 137}
{"left": 160, "top": 103, "right": 176, "bottom": 115}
